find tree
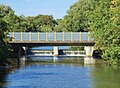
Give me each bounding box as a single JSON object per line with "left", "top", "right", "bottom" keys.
{"left": 87, "top": 0, "right": 120, "bottom": 64}
{"left": 0, "top": 19, "right": 11, "bottom": 66}
{"left": 0, "top": 4, "right": 16, "bottom": 66}
{"left": 0, "top": 4, "right": 28, "bottom": 32}
{"left": 55, "top": 0, "right": 93, "bottom": 32}
{"left": 26, "top": 15, "right": 57, "bottom": 32}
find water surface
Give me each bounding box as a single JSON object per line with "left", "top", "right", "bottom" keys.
{"left": 0, "top": 56, "right": 120, "bottom": 88}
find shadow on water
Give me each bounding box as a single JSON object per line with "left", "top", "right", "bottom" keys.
{"left": 0, "top": 69, "right": 10, "bottom": 88}
{"left": 0, "top": 57, "right": 26, "bottom": 88}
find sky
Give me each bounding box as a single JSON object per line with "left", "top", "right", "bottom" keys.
{"left": 0, "top": 0, "right": 78, "bottom": 19}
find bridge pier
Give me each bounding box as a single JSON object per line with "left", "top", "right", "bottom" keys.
{"left": 22, "top": 47, "right": 28, "bottom": 56}
{"left": 53, "top": 46, "right": 59, "bottom": 56}
{"left": 84, "top": 46, "right": 95, "bottom": 64}
{"left": 18, "top": 47, "right": 22, "bottom": 58}
{"left": 18, "top": 46, "right": 28, "bottom": 57}
{"left": 84, "top": 46, "right": 94, "bottom": 56}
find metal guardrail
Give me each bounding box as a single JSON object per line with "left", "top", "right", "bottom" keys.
{"left": 8, "top": 32, "right": 94, "bottom": 42}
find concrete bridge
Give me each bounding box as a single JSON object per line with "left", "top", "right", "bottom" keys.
{"left": 8, "top": 32, "right": 95, "bottom": 64}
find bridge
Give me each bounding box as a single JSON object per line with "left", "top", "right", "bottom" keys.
{"left": 8, "top": 32, "right": 95, "bottom": 64}
{"left": 8, "top": 32, "right": 95, "bottom": 46}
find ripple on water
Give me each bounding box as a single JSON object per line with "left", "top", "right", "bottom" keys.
{"left": 4, "top": 64, "right": 92, "bottom": 88}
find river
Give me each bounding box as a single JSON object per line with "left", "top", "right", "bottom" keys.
{"left": 0, "top": 56, "right": 120, "bottom": 88}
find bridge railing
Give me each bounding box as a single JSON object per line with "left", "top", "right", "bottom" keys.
{"left": 8, "top": 32, "right": 94, "bottom": 42}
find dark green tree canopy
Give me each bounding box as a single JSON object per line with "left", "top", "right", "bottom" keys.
{"left": 0, "top": 4, "right": 58, "bottom": 32}
{"left": 55, "top": 0, "right": 94, "bottom": 32}
{"left": 26, "top": 15, "right": 57, "bottom": 32}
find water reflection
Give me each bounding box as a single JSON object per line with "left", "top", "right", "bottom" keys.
{"left": 26, "top": 56, "right": 96, "bottom": 65}
{"left": 27, "top": 56, "right": 84, "bottom": 64}
{"left": 0, "top": 69, "right": 9, "bottom": 88}
{"left": 91, "top": 66, "right": 120, "bottom": 88}
{"left": 0, "top": 56, "right": 120, "bottom": 88}
{"left": 84, "top": 56, "right": 95, "bottom": 65}
{"left": 4, "top": 63, "right": 92, "bottom": 88}
{"left": 53, "top": 56, "right": 58, "bottom": 63}
{"left": 17, "top": 56, "right": 26, "bottom": 68}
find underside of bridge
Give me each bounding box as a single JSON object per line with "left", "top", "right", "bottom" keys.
{"left": 10, "top": 43, "right": 95, "bottom": 65}
{"left": 9, "top": 41, "right": 95, "bottom": 47}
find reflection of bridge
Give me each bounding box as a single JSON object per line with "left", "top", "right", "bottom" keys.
{"left": 8, "top": 32, "right": 95, "bottom": 64}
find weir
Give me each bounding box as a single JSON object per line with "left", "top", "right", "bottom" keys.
{"left": 28, "top": 48, "right": 86, "bottom": 56}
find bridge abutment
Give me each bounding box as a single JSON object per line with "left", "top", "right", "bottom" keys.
{"left": 84, "top": 46, "right": 95, "bottom": 64}
{"left": 22, "top": 47, "right": 28, "bottom": 56}
{"left": 84, "top": 46, "right": 94, "bottom": 56}
{"left": 53, "top": 46, "right": 59, "bottom": 56}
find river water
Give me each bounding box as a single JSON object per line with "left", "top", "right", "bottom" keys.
{"left": 0, "top": 56, "right": 120, "bottom": 88}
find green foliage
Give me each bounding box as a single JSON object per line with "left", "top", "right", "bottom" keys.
{"left": 54, "top": 19, "right": 66, "bottom": 32}
{"left": 55, "top": 0, "right": 93, "bottom": 32}
{"left": 0, "top": 39, "right": 11, "bottom": 66}
{"left": 0, "top": 20, "right": 8, "bottom": 32}
{"left": 0, "top": 4, "right": 14, "bottom": 66}
{"left": 86, "top": 0, "right": 120, "bottom": 65}
{"left": 0, "top": 4, "right": 57, "bottom": 32}
{"left": 0, "top": 19, "right": 11, "bottom": 66}
{"left": 26, "top": 15, "right": 57, "bottom": 32}
{"left": 0, "top": 4, "right": 28, "bottom": 32}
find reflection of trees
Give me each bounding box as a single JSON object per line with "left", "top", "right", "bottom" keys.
{"left": 91, "top": 66, "right": 120, "bottom": 88}
{"left": 0, "top": 60, "right": 21, "bottom": 88}
{"left": 0, "top": 69, "right": 10, "bottom": 88}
